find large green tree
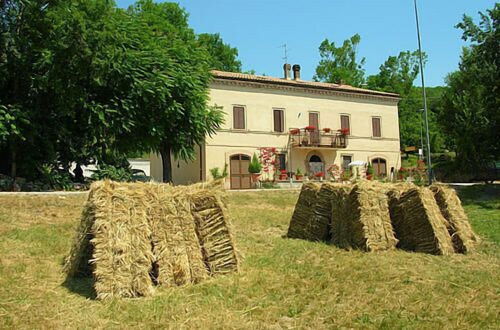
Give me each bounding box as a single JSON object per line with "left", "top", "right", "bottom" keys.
{"left": 197, "top": 33, "right": 242, "bottom": 72}
{"left": 314, "top": 34, "right": 366, "bottom": 87}
{"left": 439, "top": 4, "right": 499, "bottom": 172}
{"left": 0, "top": 0, "right": 224, "bottom": 184}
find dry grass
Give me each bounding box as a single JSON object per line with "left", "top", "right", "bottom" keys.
{"left": 0, "top": 186, "right": 499, "bottom": 329}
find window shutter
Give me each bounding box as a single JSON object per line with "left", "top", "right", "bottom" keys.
{"left": 233, "top": 106, "right": 245, "bottom": 129}
{"left": 372, "top": 117, "right": 381, "bottom": 137}
{"left": 273, "top": 109, "right": 284, "bottom": 132}
{"left": 340, "top": 115, "right": 350, "bottom": 135}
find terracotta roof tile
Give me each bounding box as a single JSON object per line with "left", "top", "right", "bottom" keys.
{"left": 211, "top": 70, "right": 400, "bottom": 99}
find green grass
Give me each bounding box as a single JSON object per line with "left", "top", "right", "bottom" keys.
{"left": 0, "top": 186, "right": 499, "bottom": 329}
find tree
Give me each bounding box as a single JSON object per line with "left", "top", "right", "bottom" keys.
{"left": 197, "top": 33, "right": 242, "bottom": 72}
{"left": 0, "top": 0, "right": 224, "bottom": 184}
{"left": 439, "top": 4, "right": 499, "bottom": 172}
{"left": 314, "top": 34, "right": 366, "bottom": 87}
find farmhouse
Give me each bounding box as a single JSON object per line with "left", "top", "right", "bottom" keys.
{"left": 150, "top": 64, "right": 401, "bottom": 189}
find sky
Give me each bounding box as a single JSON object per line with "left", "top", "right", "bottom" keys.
{"left": 116, "top": 0, "right": 496, "bottom": 86}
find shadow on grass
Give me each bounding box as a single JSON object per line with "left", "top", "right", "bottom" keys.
{"left": 62, "top": 276, "right": 96, "bottom": 300}
{"left": 455, "top": 184, "right": 500, "bottom": 207}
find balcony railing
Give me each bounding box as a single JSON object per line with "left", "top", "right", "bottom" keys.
{"left": 289, "top": 128, "right": 348, "bottom": 148}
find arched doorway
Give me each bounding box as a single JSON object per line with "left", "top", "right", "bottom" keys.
{"left": 371, "top": 158, "right": 387, "bottom": 177}
{"left": 307, "top": 153, "right": 324, "bottom": 176}
{"left": 230, "top": 154, "right": 251, "bottom": 189}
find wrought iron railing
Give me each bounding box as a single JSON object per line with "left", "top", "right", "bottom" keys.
{"left": 288, "top": 128, "right": 348, "bottom": 148}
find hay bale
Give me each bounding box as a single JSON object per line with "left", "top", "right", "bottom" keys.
{"left": 189, "top": 188, "right": 239, "bottom": 275}
{"left": 388, "top": 186, "right": 454, "bottom": 255}
{"left": 430, "top": 184, "right": 479, "bottom": 253}
{"left": 148, "top": 185, "right": 209, "bottom": 287}
{"left": 64, "top": 180, "right": 238, "bottom": 299}
{"left": 286, "top": 182, "right": 321, "bottom": 240}
{"left": 89, "top": 181, "right": 156, "bottom": 299}
{"left": 331, "top": 182, "right": 397, "bottom": 251}
{"left": 311, "top": 183, "right": 347, "bottom": 242}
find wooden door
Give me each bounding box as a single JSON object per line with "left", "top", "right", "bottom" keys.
{"left": 371, "top": 158, "right": 387, "bottom": 176}
{"left": 230, "top": 154, "right": 251, "bottom": 189}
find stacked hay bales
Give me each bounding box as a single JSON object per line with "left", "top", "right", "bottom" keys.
{"left": 387, "top": 186, "right": 454, "bottom": 255}
{"left": 430, "top": 184, "right": 479, "bottom": 253}
{"left": 64, "top": 180, "right": 238, "bottom": 299}
{"left": 286, "top": 183, "right": 321, "bottom": 240}
{"left": 331, "top": 182, "right": 397, "bottom": 251}
{"left": 312, "top": 183, "right": 349, "bottom": 242}
{"left": 287, "top": 181, "right": 476, "bottom": 256}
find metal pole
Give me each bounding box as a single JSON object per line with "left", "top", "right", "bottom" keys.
{"left": 419, "top": 109, "right": 424, "bottom": 160}
{"left": 414, "top": 0, "right": 432, "bottom": 185}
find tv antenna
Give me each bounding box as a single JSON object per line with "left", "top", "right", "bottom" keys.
{"left": 279, "top": 44, "right": 289, "bottom": 63}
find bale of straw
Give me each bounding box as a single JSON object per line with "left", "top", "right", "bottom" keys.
{"left": 90, "top": 181, "right": 156, "bottom": 299}
{"left": 331, "top": 182, "right": 397, "bottom": 251}
{"left": 286, "top": 182, "right": 321, "bottom": 240}
{"left": 430, "top": 184, "right": 479, "bottom": 253}
{"left": 189, "top": 188, "right": 239, "bottom": 275}
{"left": 148, "top": 185, "right": 209, "bottom": 287}
{"left": 388, "top": 186, "right": 454, "bottom": 255}
{"left": 311, "top": 183, "right": 348, "bottom": 242}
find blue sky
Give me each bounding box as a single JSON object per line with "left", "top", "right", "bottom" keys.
{"left": 116, "top": 0, "right": 495, "bottom": 86}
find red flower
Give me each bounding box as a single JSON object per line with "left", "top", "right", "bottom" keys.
{"left": 340, "top": 128, "right": 350, "bottom": 135}
{"left": 280, "top": 169, "right": 287, "bottom": 174}
{"left": 290, "top": 128, "right": 300, "bottom": 135}
{"left": 305, "top": 126, "right": 316, "bottom": 131}
{"left": 323, "top": 128, "right": 331, "bottom": 133}
{"left": 314, "top": 172, "right": 325, "bottom": 177}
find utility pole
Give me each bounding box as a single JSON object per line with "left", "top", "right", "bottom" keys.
{"left": 419, "top": 108, "right": 425, "bottom": 160}
{"left": 280, "top": 44, "right": 289, "bottom": 63}
{"left": 414, "top": 0, "right": 433, "bottom": 185}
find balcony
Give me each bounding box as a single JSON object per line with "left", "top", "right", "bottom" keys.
{"left": 289, "top": 127, "right": 348, "bottom": 149}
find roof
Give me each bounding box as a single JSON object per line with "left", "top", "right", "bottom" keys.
{"left": 211, "top": 70, "right": 400, "bottom": 99}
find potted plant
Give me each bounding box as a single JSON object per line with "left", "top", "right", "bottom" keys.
{"left": 248, "top": 153, "right": 262, "bottom": 182}
{"left": 295, "top": 168, "right": 303, "bottom": 180}
{"left": 366, "top": 163, "right": 374, "bottom": 180}
{"left": 305, "top": 125, "right": 316, "bottom": 132}
{"left": 323, "top": 127, "right": 331, "bottom": 133}
{"left": 279, "top": 169, "right": 288, "bottom": 181}
{"left": 314, "top": 171, "right": 325, "bottom": 181}
{"left": 290, "top": 128, "right": 300, "bottom": 135}
{"left": 340, "top": 128, "right": 350, "bottom": 135}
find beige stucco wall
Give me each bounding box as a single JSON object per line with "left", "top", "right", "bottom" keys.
{"left": 150, "top": 145, "right": 202, "bottom": 185}
{"left": 150, "top": 80, "right": 401, "bottom": 187}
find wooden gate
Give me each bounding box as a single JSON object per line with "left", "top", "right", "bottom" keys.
{"left": 230, "top": 154, "right": 251, "bottom": 189}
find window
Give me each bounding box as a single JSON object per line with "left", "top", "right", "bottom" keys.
{"left": 233, "top": 106, "right": 245, "bottom": 129}
{"left": 277, "top": 153, "right": 286, "bottom": 171}
{"left": 372, "top": 117, "right": 381, "bottom": 137}
{"left": 371, "top": 158, "right": 387, "bottom": 176}
{"left": 340, "top": 115, "right": 350, "bottom": 135}
{"left": 273, "top": 109, "right": 284, "bottom": 132}
{"left": 341, "top": 155, "right": 352, "bottom": 169}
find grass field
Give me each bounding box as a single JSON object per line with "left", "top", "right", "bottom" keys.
{"left": 0, "top": 185, "right": 499, "bottom": 329}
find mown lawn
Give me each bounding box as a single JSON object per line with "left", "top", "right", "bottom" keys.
{"left": 0, "top": 185, "right": 498, "bottom": 329}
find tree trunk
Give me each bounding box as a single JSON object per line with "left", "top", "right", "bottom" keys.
{"left": 159, "top": 143, "right": 173, "bottom": 183}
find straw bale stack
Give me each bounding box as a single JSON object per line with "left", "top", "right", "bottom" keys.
{"left": 311, "top": 183, "right": 348, "bottom": 242}
{"left": 430, "top": 184, "right": 479, "bottom": 253}
{"left": 189, "top": 188, "right": 239, "bottom": 275}
{"left": 331, "top": 182, "right": 397, "bottom": 251}
{"left": 64, "top": 180, "right": 238, "bottom": 299}
{"left": 388, "top": 186, "right": 454, "bottom": 255}
{"left": 286, "top": 182, "right": 321, "bottom": 240}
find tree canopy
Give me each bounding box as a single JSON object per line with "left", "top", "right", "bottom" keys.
{"left": 197, "top": 33, "right": 242, "bottom": 72}
{"left": 439, "top": 4, "right": 499, "bottom": 172}
{"left": 314, "top": 34, "right": 366, "bottom": 87}
{"left": 0, "top": 0, "right": 224, "bottom": 183}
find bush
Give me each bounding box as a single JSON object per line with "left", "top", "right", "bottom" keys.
{"left": 91, "top": 164, "right": 133, "bottom": 182}
{"left": 210, "top": 163, "right": 228, "bottom": 180}
{"left": 248, "top": 153, "right": 262, "bottom": 174}
{"left": 39, "top": 165, "right": 74, "bottom": 191}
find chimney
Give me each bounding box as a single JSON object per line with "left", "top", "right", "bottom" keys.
{"left": 283, "top": 63, "right": 291, "bottom": 80}
{"left": 292, "top": 64, "right": 301, "bottom": 80}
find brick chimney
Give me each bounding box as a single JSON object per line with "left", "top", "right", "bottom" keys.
{"left": 292, "top": 64, "right": 301, "bottom": 80}
{"left": 283, "top": 63, "right": 292, "bottom": 80}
